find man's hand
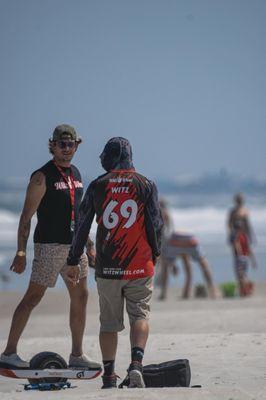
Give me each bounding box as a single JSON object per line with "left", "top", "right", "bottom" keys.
{"left": 12, "top": 170, "right": 46, "bottom": 276}
{"left": 87, "top": 247, "right": 96, "bottom": 268}
{"left": 153, "top": 255, "right": 159, "bottom": 265}
{"left": 66, "top": 265, "right": 81, "bottom": 286}
{"left": 251, "top": 255, "right": 258, "bottom": 270}
{"left": 10, "top": 254, "right": 26, "bottom": 274}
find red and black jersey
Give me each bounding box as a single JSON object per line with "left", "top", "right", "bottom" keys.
{"left": 68, "top": 169, "right": 163, "bottom": 279}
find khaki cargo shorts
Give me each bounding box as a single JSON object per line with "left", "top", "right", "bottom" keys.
{"left": 30, "top": 243, "right": 88, "bottom": 288}
{"left": 96, "top": 277, "right": 153, "bottom": 332}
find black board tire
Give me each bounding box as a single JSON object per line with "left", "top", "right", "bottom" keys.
{"left": 28, "top": 351, "right": 68, "bottom": 385}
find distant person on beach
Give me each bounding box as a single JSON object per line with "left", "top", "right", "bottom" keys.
{"left": 0, "top": 125, "right": 100, "bottom": 370}
{"left": 158, "top": 199, "right": 216, "bottom": 300}
{"left": 228, "top": 193, "right": 257, "bottom": 296}
{"left": 66, "top": 137, "right": 163, "bottom": 388}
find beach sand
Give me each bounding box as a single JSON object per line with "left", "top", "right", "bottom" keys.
{"left": 0, "top": 283, "right": 266, "bottom": 399}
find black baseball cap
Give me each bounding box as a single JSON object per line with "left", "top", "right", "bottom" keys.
{"left": 50, "top": 124, "right": 82, "bottom": 143}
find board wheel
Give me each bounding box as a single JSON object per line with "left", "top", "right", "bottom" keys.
{"left": 28, "top": 351, "right": 68, "bottom": 385}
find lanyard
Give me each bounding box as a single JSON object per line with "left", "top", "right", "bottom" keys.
{"left": 53, "top": 160, "right": 76, "bottom": 230}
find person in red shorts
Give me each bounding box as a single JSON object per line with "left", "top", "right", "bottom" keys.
{"left": 233, "top": 221, "right": 257, "bottom": 296}
{"left": 228, "top": 193, "right": 257, "bottom": 296}
{"left": 158, "top": 199, "right": 216, "bottom": 300}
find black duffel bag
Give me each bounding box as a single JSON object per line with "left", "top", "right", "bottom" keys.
{"left": 119, "top": 359, "right": 191, "bottom": 388}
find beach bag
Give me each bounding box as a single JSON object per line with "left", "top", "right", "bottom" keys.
{"left": 119, "top": 359, "right": 191, "bottom": 388}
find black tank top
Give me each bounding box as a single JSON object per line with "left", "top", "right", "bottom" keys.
{"left": 33, "top": 160, "right": 83, "bottom": 244}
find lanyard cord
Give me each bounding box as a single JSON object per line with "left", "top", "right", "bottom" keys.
{"left": 53, "top": 160, "right": 76, "bottom": 223}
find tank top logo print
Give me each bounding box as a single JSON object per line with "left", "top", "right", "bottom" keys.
{"left": 54, "top": 180, "right": 83, "bottom": 190}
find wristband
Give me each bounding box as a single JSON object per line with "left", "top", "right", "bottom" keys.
{"left": 17, "top": 251, "right": 26, "bottom": 257}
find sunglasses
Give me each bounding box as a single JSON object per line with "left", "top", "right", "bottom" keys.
{"left": 56, "top": 140, "right": 76, "bottom": 149}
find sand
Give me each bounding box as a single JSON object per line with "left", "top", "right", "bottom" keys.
{"left": 0, "top": 283, "right": 266, "bottom": 400}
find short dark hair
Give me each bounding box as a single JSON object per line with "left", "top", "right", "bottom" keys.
{"left": 234, "top": 192, "right": 244, "bottom": 205}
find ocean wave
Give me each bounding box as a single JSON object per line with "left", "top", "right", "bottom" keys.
{"left": 0, "top": 209, "right": 19, "bottom": 223}
{"left": 0, "top": 206, "right": 265, "bottom": 288}
{"left": 0, "top": 209, "right": 35, "bottom": 246}
{"left": 0, "top": 253, "right": 7, "bottom": 266}
{"left": 170, "top": 206, "right": 266, "bottom": 247}
{"left": 0, "top": 206, "right": 266, "bottom": 247}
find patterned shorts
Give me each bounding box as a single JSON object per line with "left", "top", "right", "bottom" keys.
{"left": 30, "top": 243, "right": 88, "bottom": 288}
{"left": 234, "top": 255, "right": 248, "bottom": 279}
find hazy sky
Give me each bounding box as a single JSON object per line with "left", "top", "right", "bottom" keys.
{"left": 1, "top": 0, "right": 265, "bottom": 182}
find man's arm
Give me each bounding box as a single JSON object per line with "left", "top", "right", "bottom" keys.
{"left": 11, "top": 171, "right": 46, "bottom": 274}
{"left": 243, "top": 212, "right": 256, "bottom": 244}
{"left": 249, "top": 247, "right": 258, "bottom": 269}
{"left": 227, "top": 209, "right": 236, "bottom": 244}
{"left": 144, "top": 181, "right": 164, "bottom": 262}
{"left": 86, "top": 237, "right": 96, "bottom": 268}
{"left": 67, "top": 182, "right": 96, "bottom": 266}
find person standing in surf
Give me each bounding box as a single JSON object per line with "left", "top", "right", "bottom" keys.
{"left": 228, "top": 193, "right": 257, "bottom": 296}
{"left": 158, "top": 199, "right": 216, "bottom": 300}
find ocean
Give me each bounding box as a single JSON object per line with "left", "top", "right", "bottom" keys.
{"left": 0, "top": 175, "right": 265, "bottom": 291}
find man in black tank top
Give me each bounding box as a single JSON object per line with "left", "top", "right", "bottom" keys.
{"left": 0, "top": 125, "right": 100, "bottom": 370}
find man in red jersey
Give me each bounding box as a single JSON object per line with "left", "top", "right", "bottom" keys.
{"left": 67, "top": 137, "right": 163, "bottom": 388}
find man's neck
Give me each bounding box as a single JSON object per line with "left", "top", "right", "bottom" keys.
{"left": 53, "top": 157, "right": 71, "bottom": 168}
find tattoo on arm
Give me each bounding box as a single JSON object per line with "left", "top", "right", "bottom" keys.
{"left": 17, "top": 215, "right": 31, "bottom": 252}
{"left": 86, "top": 237, "right": 94, "bottom": 250}
{"left": 33, "top": 176, "right": 44, "bottom": 186}
{"left": 16, "top": 171, "right": 46, "bottom": 252}
{"left": 31, "top": 171, "right": 45, "bottom": 186}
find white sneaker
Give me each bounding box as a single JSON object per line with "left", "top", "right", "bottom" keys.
{"left": 0, "top": 353, "right": 29, "bottom": 368}
{"left": 68, "top": 353, "right": 101, "bottom": 369}
{"left": 128, "top": 369, "right": 145, "bottom": 388}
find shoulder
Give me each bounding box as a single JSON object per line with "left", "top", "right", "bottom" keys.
{"left": 240, "top": 207, "right": 249, "bottom": 217}
{"left": 134, "top": 172, "right": 155, "bottom": 188}
{"left": 228, "top": 207, "right": 236, "bottom": 217}
{"left": 91, "top": 172, "right": 110, "bottom": 186}
{"left": 97, "top": 172, "right": 110, "bottom": 180}
{"left": 70, "top": 164, "right": 81, "bottom": 175}
{"left": 83, "top": 175, "right": 106, "bottom": 196}
{"left": 70, "top": 165, "right": 82, "bottom": 182}
{"left": 134, "top": 173, "right": 158, "bottom": 201}
{"left": 26, "top": 171, "right": 46, "bottom": 197}
{"left": 30, "top": 171, "right": 45, "bottom": 185}
{"left": 86, "top": 173, "right": 109, "bottom": 192}
{"left": 31, "top": 160, "right": 54, "bottom": 179}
